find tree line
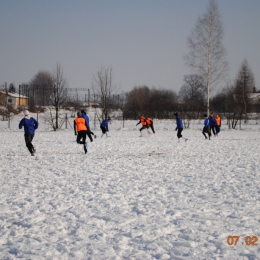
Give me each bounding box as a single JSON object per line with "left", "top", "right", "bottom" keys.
{"left": 123, "top": 59, "right": 259, "bottom": 121}
{"left": 2, "top": 58, "right": 259, "bottom": 130}
{"left": 2, "top": 0, "right": 259, "bottom": 130}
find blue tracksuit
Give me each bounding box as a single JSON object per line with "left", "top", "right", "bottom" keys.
{"left": 176, "top": 116, "right": 183, "bottom": 129}
{"left": 100, "top": 119, "right": 109, "bottom": 130}
{"left": 204, "top": 118, "right": 210, "bottom": 127}
{"left": 19, "top": 117, "right": 38, "bottom": 134}
{"left": 209, "top": 116, "right": 217, "bottom": 127}
{"left": 82, "top": 113, "right": 91, "bottom": 131}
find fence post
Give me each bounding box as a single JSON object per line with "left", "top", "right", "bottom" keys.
{"left": 8, "top": 112, "right": 10, "bottom": 129}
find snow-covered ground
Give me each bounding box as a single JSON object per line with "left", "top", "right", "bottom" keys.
{"left": 0, "top": 112, "right": 260, "bottom": 259}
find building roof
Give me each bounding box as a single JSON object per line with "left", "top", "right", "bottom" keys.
{"left": 248, "top": 93, "right": 260, "bottom": 99}
{"left": 0, "top": 90, "right": 28, "bottom": 99}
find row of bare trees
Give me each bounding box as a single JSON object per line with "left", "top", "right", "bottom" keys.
{"left": 91, "top": 67, "right": 119, "bottom": 120}
{"left": 3, "top": 1, "right": 259, "bottom": 130}
{"left": 19, "top": 63, "right": 69, "bottom": 130}
{"left": 20, "top": 65, "right": 119, "bottom": 130}
{"left": 122, "top": 57, "right": 259, "bottom": 124}
{"left": 123, "top": 86, "right": 178, "bottom": 119}
{"left": 91, "top": 21, "right": 258, "bottom": 122}
{"left": 211, "top": 59, "right": 259, "bottom": 128}
{"left": 19, "top": 59, "right": 258, "bottom": 128}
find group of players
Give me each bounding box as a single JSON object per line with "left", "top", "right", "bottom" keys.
{"left": 19, "top": 109, "right": 222, "bottom": 156}
{"left": 202, "top": 112, "right": 221, "bottom": 140}
{"left": 74, "top": 110, "right": 111, "bottom": 153}
{"left": 136, "top": 113, "right": 188, "bottom": 142}
{"left": 136, "top": 116, "right": 155, "bottom": 136}
{"left": 19, "top": 109, "right": 111, "bottom": 155}
{"left": 137, "top": 112, "right": 222, "bottom": 142}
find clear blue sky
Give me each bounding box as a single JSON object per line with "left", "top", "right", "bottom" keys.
{"left": 1, "top": 0, "right": 259, "bottom": 94}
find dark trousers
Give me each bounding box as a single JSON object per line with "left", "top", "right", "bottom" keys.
{"left": 24, "top": 133, "right": 34, "bottom": 154}
{"left": 202, "top": 127, "right": 211, "bottom": 139}
{"left": 100, "top": 126, "right": 107, "bottom": 134}
{"left": 139, "top": 126, "right": 148, "bottom": 132}
{"left": 215, "top": 126, "right": 220, "bottom": 134}
{"left": 210, "top": 126, "right": 216, "bottom": 135}
{"left": 177, "top": 128, "right": 183, "bottom": 138}
{"left": 77, "top": 130, "right": 87, "bottom": 144}
{"left": 87, "top": 131, "right": 93, "bottom": 142}
{"left": 147, "top": 124, "right": 155, "bottom": 133}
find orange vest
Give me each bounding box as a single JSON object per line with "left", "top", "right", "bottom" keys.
{"left": 74, "top": 118, "right": 87, "bottom": 132}
{"left": 146, "top": 118, "right": 152, "bottom": 125}
{"left": 215, "top": 116, "right": 221, "bottom": 126}
{"left": 140, "top": 116, "right": 147, "bottom": 126}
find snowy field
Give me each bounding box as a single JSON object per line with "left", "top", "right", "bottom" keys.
{"left": 0, "top": 112, "right": 260, "bottom": 260}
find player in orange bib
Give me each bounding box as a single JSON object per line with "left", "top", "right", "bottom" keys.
{"left": 74, "top": 112, "right": 88, "bottom": 154}
{"left": 215, "top": 114, "right": 221, "bottom": 136}
{"left": 146, "top": 118, "right": 155, "bottom": 134}
{"left": 136, "top": 115, "right": 149, "bottom": 136}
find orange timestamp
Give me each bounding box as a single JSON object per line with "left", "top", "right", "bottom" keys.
{"left": 227, "top": 236, "right": 258, "bottom": 246}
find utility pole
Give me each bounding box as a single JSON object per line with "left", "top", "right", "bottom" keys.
{"left": 19, "top": 85, "right": 21, "bottom": 106}
{"left": 5, "top": 82, "right": 7, "bottom": 106}
{"left": 8, "top": 112, "right": 10, "bottom": 129}
{"left": 88, "top": 89, "right": 90, "bottom": 107}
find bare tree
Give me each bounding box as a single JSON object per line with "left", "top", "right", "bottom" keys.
{"left": 179, "top": 75, "right": 205, "bottom": 102}
{"left": 124, "top": 86, "right": 150, "bottom": 119}
{"left": 92, "top": 66, "right": 118, "bottom": 119}
{"left": 184, "top": 0, "right": 228, "bottom": 115}
{"left": 149, "top": 88, "right": 177, "bottom": 118}
{"left": 211, "top": 89, "right": 228, "bottom": 114}
{"left": 178, "top": 74, "right": 206, "bottom": 119}
{"left": 29, "top": 70, "right": 53, "bottom": 106}
{"left": 45, "top": 63, "right": 68, "bottom": 131}
{"left": 213, "top": 83, "right": 244, "bottom": 129}
{"left": 124, "top": 86, "right": 177, "bottom": 119}
{"left": 8, "top": 83, "right": 16, "bottom": 92}
{"left": 233, "top": 59, "right": 255, "bottom": 122}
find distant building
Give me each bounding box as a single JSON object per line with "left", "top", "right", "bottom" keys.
{"left": 0, "top": 91, "right": 29, "bottom": 109}
{"left": 81, "top": 101, "right": 100, "bottom": 108}
{"left": 247, "top": 93, "right": 260, "bottom": 105}
{"left": 233, "top": 93, "right": 260, "bottom": 104}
